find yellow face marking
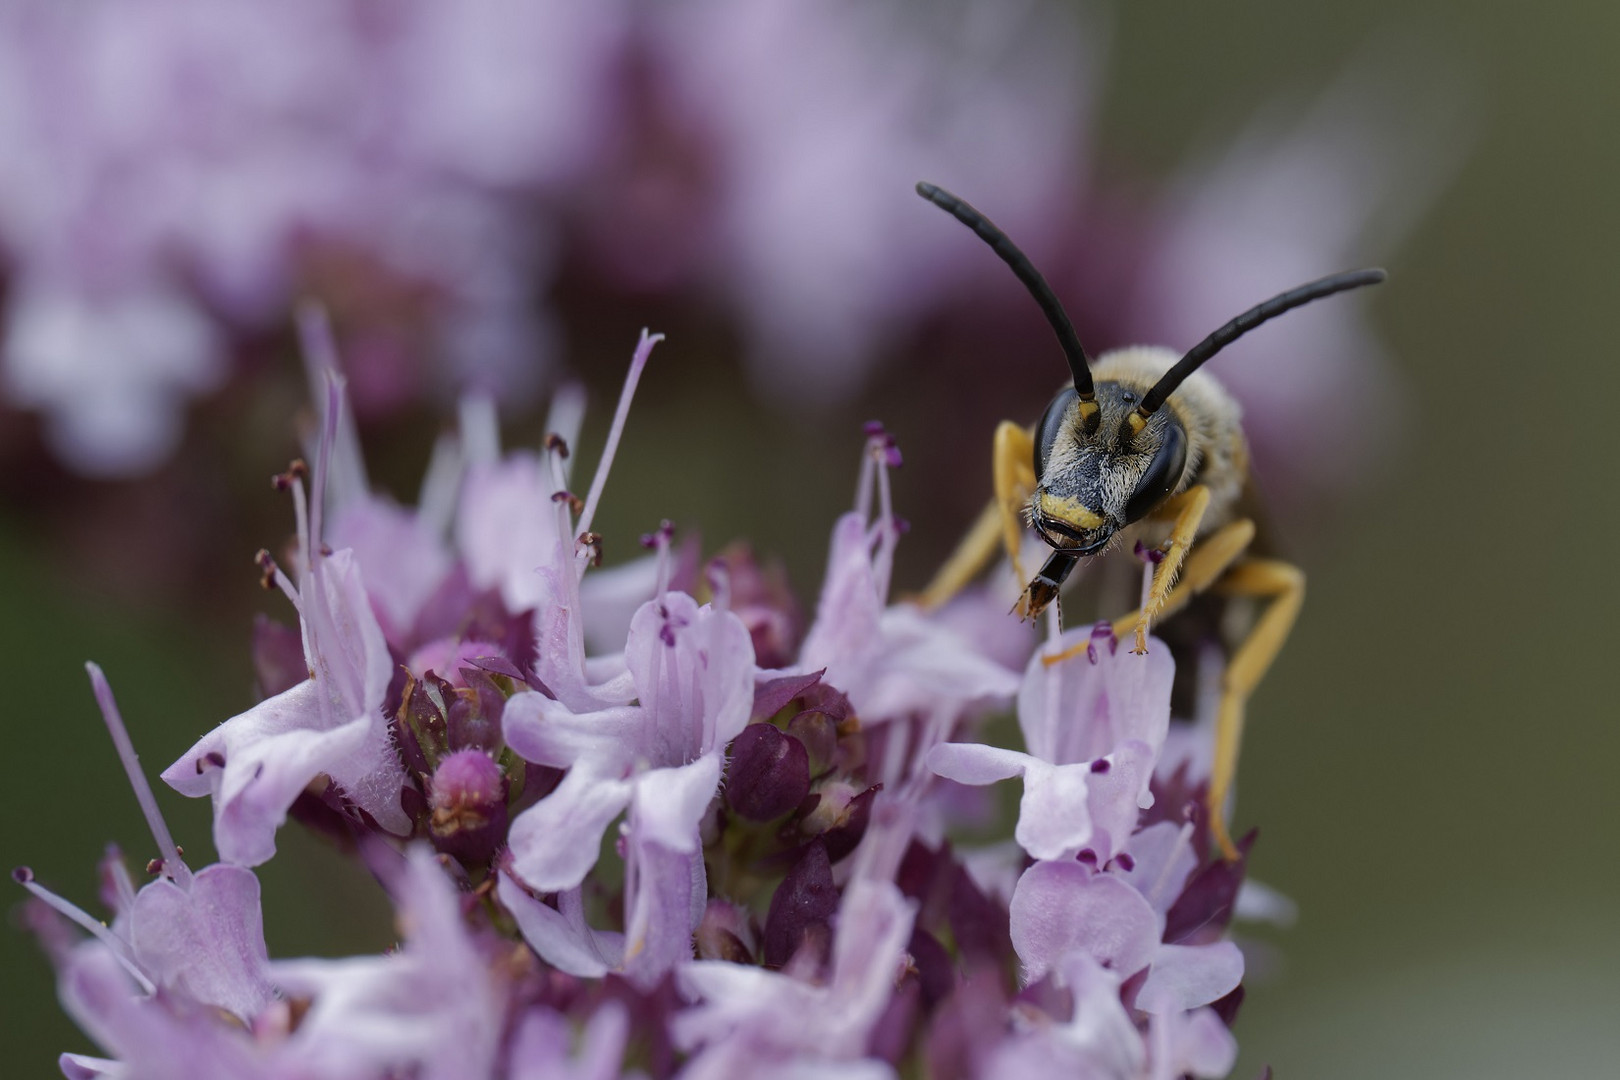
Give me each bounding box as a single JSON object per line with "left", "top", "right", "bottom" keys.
{"left": 1125, "top": 411, "right": 1147, "bottom": 438}
{"left": 1037, "top": 493, "right": 1105, "bottom": 530}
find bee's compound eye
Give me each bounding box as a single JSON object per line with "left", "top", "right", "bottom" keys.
{"left": 1033, "top": 387, "right": 1079, "bottom": 483}
{"left": 1123, "top": 421, "right": 1187, "bottom": 524}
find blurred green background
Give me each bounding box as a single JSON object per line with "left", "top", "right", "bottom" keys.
{"left": 5, "top": 0, "right": 1619, "bottom": 1076}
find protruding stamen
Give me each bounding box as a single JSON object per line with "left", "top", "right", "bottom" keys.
{"left": 639, "top": 520, "right": 675, "bottom": 598}
{"left": 543, "top": 383, "right": 587, "bottom": 486}
{"left": 13, "top": 868, "right": 156, "bottom": 994}
{"left": 86, "top": 663, "right": 190, "bottom": 889}
{"left": 577, "top": 330, "right": 663, "bottom": 540}
{"left": 307, "top": 369, "right": 345, "bottom": 569}
{"left": 296, "top": 303, "right": 369, "bottom": 508}
{"left": 543, "top": 433, "right": 571, "bottom": 459}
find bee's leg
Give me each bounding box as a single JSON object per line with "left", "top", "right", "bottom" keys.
{"left": 1041, "top": 517, "right": 1256, "bottom": 667}
{"left": 1204, "top": 557, "right": 1305, "bottom": 862}
{"left": 916, "top": 421, "right": 1036, "bottom": 610}
{"left": 1109, "top": 518, "right": 1257, "bottom": 640}
{"left": 1126, "top": 485, "right": 1212, "bottom": 654}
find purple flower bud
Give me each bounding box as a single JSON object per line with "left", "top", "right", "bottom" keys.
{"left": 429, "top": 749, "right": 509, "bottom": 865}
{"left": 764, "top": 839, "right": 838, "bottom": 968}
{"left": 726, "top": 724, "right": 810, "bottom": 822}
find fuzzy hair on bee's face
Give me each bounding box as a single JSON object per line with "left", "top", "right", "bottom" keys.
{"left": 1029, "top": 382, "right": 1188, "bottom": 554}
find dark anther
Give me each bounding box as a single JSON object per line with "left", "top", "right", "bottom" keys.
{"left": 1090, "top": 758, "right": 1111, "bottom": 774}
{"left": 862, "top": 420, "right": 886, "bottom": 438}
{"left": 255, "top": 549, "right": 278, "bottom": 590}
{"left": 577, "top": 532, "right": 604, "bottom": 567}
{"left": 543, "top": 432, "right": 571, "bottom": 458}
{"left": 271, "top": 459, "right": 309, "bottom": 491}
{"left": 1077, "top": 849, "right": 1098, "bottom": 866}
{"left": 146, "top": 858, "right": 164, "bottom": 876}
{"left": 1133, "top": 540, "right": 1165, "bottom": 565}
{"left": 319, "top": 543, "right": 333, "bottom": 557}
{"left": 12, "top": 866, "right": 33, "bottom": 884}
{"left": 1114, "top": 852, "right": 1136, "bottom": 872}
{"left": 550, "top": 490, "right": 585, "bottom": 514}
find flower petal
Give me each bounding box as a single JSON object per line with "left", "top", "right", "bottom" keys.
{"left": 1009, "top": 860, "right": 1159, "bottom": 984}
{"left": 1136, "top": 941, "right": 1245, "bottom": 1015}
{"left": 1012, "top": 761, "right": 1095, "bottom": 862}
{"left": 632, "top": 754, "right": 723, "bottom": 854}
{"left": 924, "top": 743, "right": 1031, "bottom": 786}
{"left": 128, "top": 865, "right": 271, "bottom": 1021}
{"left": 507, "top": 765, "right": 633, "bottom": 892}
{"left": 497, "top": 875, "right": 624, "bottom": 978}
{"left": 501, "top": 691, "right": 641, "bottom": 771}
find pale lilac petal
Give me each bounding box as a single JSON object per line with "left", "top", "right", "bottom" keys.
{"left": 328, "top": 497, "right": 451, "bottom": 647}
{"left": 1009, "top": 861, "right": 1159, "bottom": 984}
{"left": 498, "top": 874, "right": 624, "bottom": 978}
{"left": 533, "top": 561, "right": 639, "bottom": 713}
{"left": 1154, "top": 1007, "right": 1239, "bottom": 1080}
{"left": 1137, "top": 942, "right": 1245, "bottom": 1015}
{"left": 827, "top": 879, "right": 916, "bottom": 1039}
{"left": 302, "top": 548, "right": 394, "bottom": 728}
{"left": 925, "top": 742, "right": 1030, "bottom": 786}
{"left": 57, "top": 947, "right": 268, "bottom": 1080}
{"left": 508, "top": 1002, "right": 632, "bottom": 1080}
{"left": 58, "top": 1053, "right": 118, "bottom": 1080}
{"left": 501, "top": 691, "right": 642, "bottom": 771}
{"left": 273, "top": 848, "right": 501, "bottom": 1080}
{"left": 162, "top": 681, "right": 369, "bottom": 867}
{"left": 799, "top": 514, "right": 882, "bottom": 676}
{"left": 673, "top": 880, "right": 914, "bottom": 1070}
{"left": 633, "top": 755, "right": 723, "bottom": 854}
{"left": 1012, "top": 761, "right": 1095, "bottom": 862}
{"left": 128, "top": 865, "right": 270, "bottom": 1021}
{"left": 456, "top": 454, "right": 566, "bottom": 614}
{"left": 1019, "top": 624, "right": 1174, "bottom": 765}
{"left": 1080, "top": 739, "right": 1158, "bottom": 864}
{"left": 1055, "top": 951, "right": 1147, "bottom": 1076}
{"left": 625, "top": 592, "right": 756, "bottom": 762}
{"left": 507, "top": 766, "right": 633, "bottom": 892}
{"left": 622, "top": 842, "right": 705, "bottom": 988}
{"left": 1115, "top": 821, "right": 1198, "bottom": 922}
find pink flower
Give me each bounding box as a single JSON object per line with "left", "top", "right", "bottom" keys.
{"left": 163, "top": 374, "right": 409, "bottom": 865}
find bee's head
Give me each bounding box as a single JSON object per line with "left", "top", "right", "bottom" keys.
{"left": 1029, "top": 384, "right": 1188, "bottom": 553}
{"left": 914, "top": 178, "right": 1385, "bottom": 554}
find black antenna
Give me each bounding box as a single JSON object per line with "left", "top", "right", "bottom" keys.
{"left": 916, "top": 181, "right": 1096, "bottom": 407}
{"left": 1135, "top": 268, "right": 1387, "bottom": 421}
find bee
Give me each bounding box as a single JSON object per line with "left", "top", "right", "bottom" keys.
{"left": 912, "top": 181, "right": 1385, "bottom": 859}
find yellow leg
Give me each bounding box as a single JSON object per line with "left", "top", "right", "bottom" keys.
{"left": 1206, "top": 557, "right": 1305, "bottom": 862}
{"left": 1110, "top": 518, "right": 1256, "bottom": 642}
{"left": 916, "top": 421, "right": 1035, "bottom": 610}
{"left": 1127, "top": 486, "right": 1210, "bottom": 654}
{"left": 992, "top": 422, "right": 1037, "bottom": 588}
{"left": 1042, "top": 517, "right": 1255, "bottom": 667}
